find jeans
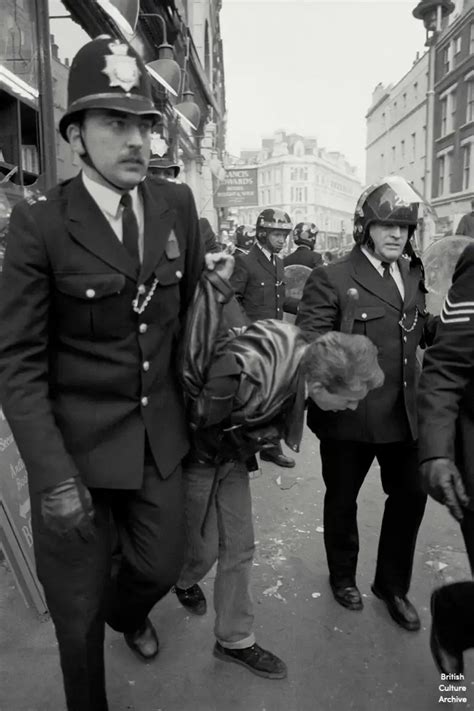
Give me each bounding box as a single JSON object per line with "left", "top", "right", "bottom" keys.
{"left": 177, "top": 460, "right": 256, "bottom": 648}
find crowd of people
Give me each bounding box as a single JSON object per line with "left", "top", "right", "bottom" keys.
{"left": 1, "top": 36, "right": 474, "bottom": 711}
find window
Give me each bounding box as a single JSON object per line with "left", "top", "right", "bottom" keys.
{"left": 441, "top": 97, "right": 448, "bottom": 135}
{"left": 414, "top": 82, "right": 418, "bottom": 101}
{"left": 468, "top": 82, "right": 474, "bottom": 123}
{"left": 380, "top": 153, "right": 384, "bottom": 171}
{"left": 451, "top": 90, "right": 457, "bottom": 131}
{"left": 438, "top": 155, "right": 445, "bottom": 195}
{"left": 411, "top": 132, "right": 416, "bottom": 160}
{"left": 392, "top": 145, "right": 396, "bottom": 165}
{"left": 290, "top": 168, "right": 297, "bottom": 180}
{"left": 471, "top": 23, "right": 474, "bottom": 54}
{"left": 403, "top": 93, "right": 407, "bottom": 109}
{"left": 454, "top": 36, "right": 462, "bottom": 55}
{"left": 401, "top": 140, "right": 405, "bottom": 162}
{"left": 299, "top": 167, "right": 308, "bottom": 180}
{"left": 443, "top": 45, "right": 452, "bottom": 74}
{"left": 463, "top": 143, "right": 471, "bottom": 190}
{"left": 438, "top": 153, "right": 452, "bottom": 195}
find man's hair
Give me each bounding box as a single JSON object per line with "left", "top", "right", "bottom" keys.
{"left": 299, "top": 331, "right": 384, "bottom": 393}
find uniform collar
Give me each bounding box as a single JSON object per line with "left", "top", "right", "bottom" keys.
{"left": 256, "top": 241, "right": 274, "bottom": 262}
{"left": 81, "top": 171, "right": 139, "bottom": 220}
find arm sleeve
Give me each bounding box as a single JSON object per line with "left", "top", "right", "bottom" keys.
{"left": 455, "top": 216, "right": 468, "bottom": 236}
{"left": 180, "top": 184, "right": 205, "bottom": 314}
{"left": 295, "top": 266, "right": 340, "bottom": 339}
{"left": 0, "top": 202, "right": 79, "bottom": 493}
{"left": 418, "top": 244, "right": 474, "bottom": 463}
{"left": 229, "top": 254, "right": 249, "bottom": 305}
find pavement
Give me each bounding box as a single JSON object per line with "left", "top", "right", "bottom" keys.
{"left": 1, "top": 427, "right": 473, "bottom": 711}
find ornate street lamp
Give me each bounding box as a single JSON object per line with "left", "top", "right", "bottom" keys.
{"left": 174, "top": 34, "right": 201, "bottom": 131}
{"left": 412, "top": 0, "right": 455, "bottom": 38}
{"left": 95, "top": 0, "right": 139, "bottom": 37}
{"left": 143, "top": 14, "right": 181, "bottom": 97}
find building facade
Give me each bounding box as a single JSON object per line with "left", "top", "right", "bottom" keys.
{"left": 431, "top": 1, "right": 474, "bottom": 232}
{"left": 230, "top": 131, "right": 362, "bottom": 253}
{"left": 365, "top": 51, "right": 429, "bottom": 196}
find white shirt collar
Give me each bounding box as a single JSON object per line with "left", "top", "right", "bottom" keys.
{"left": 361, "top": 245, "right": 395, "bottom": 274}
{"left": 81, "top": 171, "right": 138, "bottom": 219}
{"left": 256, "top": 241, "right": 274, "bottom": 262}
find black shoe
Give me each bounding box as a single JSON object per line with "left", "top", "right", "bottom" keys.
{"left": 371, "top": 585, "right": 420, "bottom": 631}
{"left": 330, "top": 582, "right": 363, "bottom": 611}
{"left": 213, "top": 641, "right": 287, "bottom": 679}
{"left": 174, "top": 584, "right": 207, "bottom": 616}
{"left": 430, "top": 589, "right": 464, "bottom": 674}
{"left": 260, "top": 451, "right": 295, "bottom": 468}
{"left": 124, "top": 618, "right": 159, "bottom": 661}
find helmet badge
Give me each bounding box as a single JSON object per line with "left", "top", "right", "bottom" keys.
{"left": 102, "top": 40, "right": 140, "bottom": 92}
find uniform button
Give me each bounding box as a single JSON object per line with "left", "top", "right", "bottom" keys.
{"left": 86, "top": 289, "right": 95, "bottom": 298}
{"left": 176, "top": 270, "right": 183, "bottom": 279}
{"left": 361, "top": 312, "right": 367, "bottom": 319}
{"left": 261, "top": 282, "right": 265, "bottom": 286}
{"left": 138, "top": 284, "right": 146, "bottom": 295}
{"left": 403, "top": 336, "right": 407, "bottom": 343}
{"left": 404, "top": 358, "right": 408, "bottom": 365}
{"left": 141, "top": 396, "right": 149, "bottom": 406}
{"left": 404, "top": 381, "right": 407, "bottom": 387}
{"left": 143, "top": 361, "right": 150, "bottom": 372}
{"left": 139, "top": 323, "right": 148, "bottom": 334}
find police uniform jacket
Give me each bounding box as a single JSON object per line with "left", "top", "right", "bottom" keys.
{"left": 0, "top": 174, "right": 203, "bottom": 494}
{"left": 230, "top": 243, "right": 285, "bottom": 321}
{"left": 284, "top": 246, "right": 323, "bottom": 269}
{"left": 418, "top": 244, "right": 474, "bottom": 506}
{"left": 296, "top": 244, "right": 431, "bottom": 443}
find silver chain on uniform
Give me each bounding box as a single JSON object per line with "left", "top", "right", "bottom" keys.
{"left": 399, "top": 307, "right": 419, "bottom": 333}
{"left": 132, "top": 278, "right": 159, "bottom": 315}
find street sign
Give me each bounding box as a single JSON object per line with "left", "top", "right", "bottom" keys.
{"left": 0, "top": 407, "right": 47, "bottom": 615}
{"left": 214, "top": 167, "right": 258, "bottom": 208}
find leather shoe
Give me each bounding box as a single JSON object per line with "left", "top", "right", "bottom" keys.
{"left": 213, "top": 641, "right": 287, "bottom": 679}
{"left": 371, "top": 585, "right": 420, "bottom": 631}
{"left": 124, "top": 618, "right": 159, "bottom": 661}
{"left": 260, "top": 451, "right": 295, "bottom": 468}
{"left": 430, "top": 589, "right": 464, "bottom": 674}
{"left": 174, "top": 584, "right": 207, "bottom": 616}
{"left": 330, "top": 582, "right": 363, "bottom": 611}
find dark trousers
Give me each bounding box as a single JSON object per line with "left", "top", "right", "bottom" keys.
{"left": 433, "top": 508, "right": 474, "bottom": 652}
{"left": 31, "top": 453, "right": 184, "bottom": 711}
{"left": 319, "top": 439, "right": 427, "bottom": 595}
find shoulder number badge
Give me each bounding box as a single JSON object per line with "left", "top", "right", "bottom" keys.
{"left": 103, "top": 40, "right": 140, "bottom": 92}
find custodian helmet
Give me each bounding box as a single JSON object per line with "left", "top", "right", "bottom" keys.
{"left": 353, "top": 176, "right": 421, "bottom": 245}
{"left": 293, "top": 222, "right": 319, "bottom": 248}
{"left": 59, "top": 36, "right": 160, "bottom": 141}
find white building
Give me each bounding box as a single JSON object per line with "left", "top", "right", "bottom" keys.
{"left": 365, "top": 51, "right": 429, "bottom": 196}
{"left": 232, "top": 131, "right": 362, "bottom": 253}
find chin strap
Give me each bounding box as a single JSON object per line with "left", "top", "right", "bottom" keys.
{"left": 79, "top": 126, "right": 128, "bottom": 193}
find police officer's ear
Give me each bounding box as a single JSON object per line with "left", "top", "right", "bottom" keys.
{"left": 66, "top": 122, "right": 86, "bottom": 157}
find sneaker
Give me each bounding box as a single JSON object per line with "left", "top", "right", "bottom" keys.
{"left": 213, "top": 641, "right": 287, "bottom": 679}
{"left": 174, "top": 584, "right": 207, "bottom": 616}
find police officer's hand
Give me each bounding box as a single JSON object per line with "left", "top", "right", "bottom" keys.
{"left": 419, "top": 458, "right": 469, "bottom": 522}
{"left": 205, "top": 251, "right": 235, "bottom": 280}
{"left": 41, "top": 477, "right": 95, "bottom": 539}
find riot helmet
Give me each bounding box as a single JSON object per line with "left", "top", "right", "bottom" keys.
{"left": 353, "top": 176, "right": 421, "bottom": 246}
{"left": 235, "top": 224, "right": 256, "bottom": 251}
{"left": 293, "top": 222, "right": 319, "bottom": 248}
{"left": 256, "top": 208, "right": 292, "bottom": 253}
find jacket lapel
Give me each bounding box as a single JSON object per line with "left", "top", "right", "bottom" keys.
{"left": 350, "top": 246, "right": 401, "bottom": 310}
{"left": 398, "top": 256, "right": 418, "bottom": 310}
{"left": 66, "top": 175, "right": 138, "bottom": 280}
{"left": 138, "top": 180, "right": 176, "bottom": 285}
{"left": 252, "top": 244, "right": 276, "bottom": 277}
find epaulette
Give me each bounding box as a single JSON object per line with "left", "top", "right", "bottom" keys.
{"left": 26, "top": 193, "right": 47, "bottom": 206}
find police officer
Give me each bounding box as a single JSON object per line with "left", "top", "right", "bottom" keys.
{"left": 148, "top": 151, "right": 181, "bottom": 182}
{"left": 296, "top": 176, "right": 434, "bottom": 629}
{"left": 231, "top": 208, "right": 295, "bottom": 468}
{"left": 233, "top": 224, "right": 256, "bottom": 256}
{"left": 284, "top": 222, "right": 322, "bottom": 269}
{"left": 0, "top": 36, "right": 225, "bottom": 711}
{"left": 418, "top": 244, "right": 474, "bottom": 674}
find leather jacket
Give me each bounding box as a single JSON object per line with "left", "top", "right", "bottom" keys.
{"left": 179, "top": 270, "right": 308, "bottom": 464}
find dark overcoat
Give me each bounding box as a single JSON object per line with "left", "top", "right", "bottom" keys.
{"left": 284, "top": 246, "right": 323, "bottom": 269}
{"left": 0, "top": 174, "right": 203, "bottom": 494}
{"left": 296, "top": 245, "right": 430, "bottom": 443}
{"left": 230, "top": 243, "right": 285, "bottom": 321}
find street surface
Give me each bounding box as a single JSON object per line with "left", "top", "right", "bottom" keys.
{"left": 1, "top": 427, "right": 472, "bottom": 711}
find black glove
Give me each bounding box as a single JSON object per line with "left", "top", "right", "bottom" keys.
{"left": 420, "top": 458, "right": 469, "bottom": 522}
{"left": 41, "top": 477, "right": 95, "bottom": 539}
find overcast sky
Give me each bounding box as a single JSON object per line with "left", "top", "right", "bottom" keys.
{"left": 220, "top": 0, "right": 428, "bottom": 180}
{"left": 50, "top": 0, "right": 429, "bottom": 182}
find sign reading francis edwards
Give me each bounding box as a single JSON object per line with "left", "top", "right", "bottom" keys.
{"left": 215, "top": 167, "right": 258, "bottom": 208}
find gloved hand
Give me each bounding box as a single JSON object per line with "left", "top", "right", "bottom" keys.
{"left": 41, "top": 477, "right": 95, "bottom": 539}
{"left": 420, "top": 458, "right": 469, "bottom": 522}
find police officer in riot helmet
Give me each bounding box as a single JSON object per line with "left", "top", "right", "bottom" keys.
{"left": 231, "top": 208, "right": 296, "bottom": 468}
{"left": 284, "top": 222, "right": 323, "bottom": 269}
{"left": 0, "top": 36, "right": 233, "bottom": 711}
{"left": 234, "top": 224, "right": 256, "bottom": 256}
{"left": 297, "top": 176, "right": 437, "bottom": 629}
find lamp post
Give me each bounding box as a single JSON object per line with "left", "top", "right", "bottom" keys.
{"left": 412, "top": 0, "right": 455, "bottom": 210}
{"left": 36, "top": 0, "right": 57, "bottom": 188}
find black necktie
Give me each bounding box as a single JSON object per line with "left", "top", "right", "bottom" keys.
{"left": 381, "top": 261, "right": 402, "bottom": 306}
{"left": 120, "top": 193, "right": 140, "bottom": 267}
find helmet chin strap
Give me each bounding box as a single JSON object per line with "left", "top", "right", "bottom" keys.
{"left": 79, "top": 126, "right": 133, "bottom": 193}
